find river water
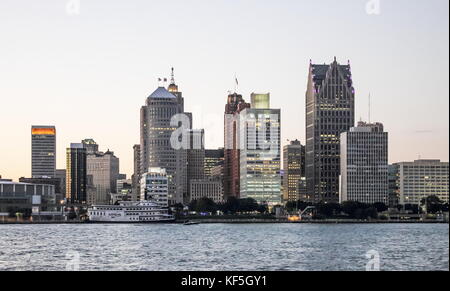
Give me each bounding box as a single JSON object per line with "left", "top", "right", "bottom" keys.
{"left": 0, "top": 223, "right": 448, "bottom": 271}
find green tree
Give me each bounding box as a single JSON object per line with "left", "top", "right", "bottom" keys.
{"left": 373, "top": 202, "right": 388, "bottom": 213}
{"left": 196, "top": 197, "right": 217, "bottom": 213}
{"left": 238, "top": 198, "right": 259, "bottom": 213}
{"left": 222, "top": 197, "right": 240, "bottom": 214}
{"left": 421, "top": 195, "right": 444, "bottom": 214}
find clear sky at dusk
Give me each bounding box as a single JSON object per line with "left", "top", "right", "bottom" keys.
{"left": 0, "top": 0, "right": 448, "bottom": 180}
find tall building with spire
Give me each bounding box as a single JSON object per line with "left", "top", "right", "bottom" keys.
{"left": 140, "top": 68, "right": 190, "bottom": 205}
{"left": 305, "top": 58, "right": 355, "bottom": 203}
{"left": 224, "top": 92, "right": 250, "bottom": 199}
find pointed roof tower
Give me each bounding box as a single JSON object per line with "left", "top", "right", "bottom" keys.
{"left": 168, "top": 67, "right": 179, "bottom": 93}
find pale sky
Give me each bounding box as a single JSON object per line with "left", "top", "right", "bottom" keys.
{"left": 0, "top": 0, "right": 449, "bottom": 181}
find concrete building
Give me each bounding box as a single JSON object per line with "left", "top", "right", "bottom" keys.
{"left": 132, "top": 144, "right": 141, "bottom": 201}
{"left": 55, "top": 169, "right": 66, "bottom": 197}
{"left": 239, "top": 95, "right": 282, "bottom": 206}
{"left": 187, "top": 129, "right": 205, "bottom": 201}
{"left": 306, "top": 58, "right": 355, "bottom": 203}
{"left": 393, "top": 160, "right": 449, "bottom": 205}
{"left": 66, "top": 143, "right": 87, "bottom": 204}
{"left": 140, "top": 72, "right": 188, "bottom": 205}
{"left": 0, "top": 180, "right": 57, "bottom": 214}
{"left": 31, "top": 126, "right": 56, "bottom": 178}
{"left": 388, "top": 164, "right": 400, "bottom": 208}
{"left": 140, "top": 168, "right": 169, "bottom": 207}
{"left": 283, "top": 140, "right": 305, "bottom": 202}
{"left": 83, "top": 139, "right": 119, "bottom": 205}
{"left": 340, "top": 122, "right": 389, "bottom": 205}
{"left": 190, "top": 178, "right": 224, "bottom": 204}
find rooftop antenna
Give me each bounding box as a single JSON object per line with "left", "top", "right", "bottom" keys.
{"left": 170, "top": 67, "right": 175, "bottom": 84}
{"left": 234, "top": 74, "right": 239, "bottom": 93}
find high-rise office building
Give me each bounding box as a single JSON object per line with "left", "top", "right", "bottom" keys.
{"left": 55, "top": 169, "right": 67, "bottom": 197}
{"left": 283, "top": 140, "right": 305, "bottom": 202}
{"left": 83, "top": 139, "right": 120, "bottom": 205}
{"left": 132, "top": 144, "right": 141, "bottom": 201}
{"left": 393, "top": 160, "right": 449, "bottom": 206}
{"left": 186, "top": 129, "right": 205, "bottom": 203}
{"left": 388, "top": 164, "right": 400, "bottom": 208}
{"left": 340, "top": 122, "right": 389, "bottom": 205}
{"left": 31, "top": 126, "right": 56, "bottom": 178}
{"left": 239, "top": 94, "right": 282, "bottom": 206}
{"left": 305, "top": 58, "right": 355, "bottom": 203}
{"left": 66, "top": 143, "right": 87, "bottom": 204}
{"left": 224, "top": 93, "right": 251, "bottom": 199}
{"left": 204, "top": 148, "right": 225, "bottom": 178}
{"left": 140, "top": 70, "right": 188, "bottom": 205}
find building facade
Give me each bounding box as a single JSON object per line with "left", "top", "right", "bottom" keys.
{"left": 0, "top": 180, "right": 56, "bottom": 213}
{"left": 394, "top": 160, "right": 449, "bottom": 205}
{"left": 66, "top": 143, "right": 87, "bottom": 204}
{"left": 340, "top": 122, "right": 389, "bottom": 205}
{"left": 86, "top": 151, "right": 119, "bottom": 205}
{"left": 190, "top": 178, "right": 224, "bottom": 204}
{"left": 140, "top": 78, "right": 187, "bottom": 205}
{"left": 239, "top": 95, "right": 282, "bottom": 206}
{"left": 205, "top": 148, "right": 224, "bottom": 178}
{"left": 224, "top": 93, "right": 251, "bottom": 199}
{"left": 31, "top": 126, "right": 56, "bottom": 178}
{"left": 305, "top": 58, "right": 355, "bottom": 203}
{"left": 140, "top": 168, "right": 169, "bottom": 207}
{"left": 132, "top": 144, "right": 141, "bottom": 201}
{"left": 283, "top": 140, "right": 305, "bottom": 202}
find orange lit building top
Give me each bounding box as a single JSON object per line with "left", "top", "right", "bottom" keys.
{"left": 32, "top": 127, "right": 56, "bottom": 135}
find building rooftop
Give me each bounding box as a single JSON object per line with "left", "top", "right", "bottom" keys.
{"left": 149, "top": 87, "right": 176, "bottom": 99}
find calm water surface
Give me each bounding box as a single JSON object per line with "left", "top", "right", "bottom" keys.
{"left": 0, "top": 223, "right": 448, "bottom": 271}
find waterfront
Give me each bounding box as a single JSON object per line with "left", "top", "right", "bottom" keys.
{"left": 0, "top": 223, "right": 448, "bottom": 271}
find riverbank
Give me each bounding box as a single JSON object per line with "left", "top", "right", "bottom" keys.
{"left": 0, "top": 219, "right": 448, "bottom": 224}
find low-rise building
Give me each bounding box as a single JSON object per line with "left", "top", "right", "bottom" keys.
{"left": 394, "top": 160, "right": 449, "bottom": 205}
{"left": 190, "top": 178, "right": 224, "bottom": 204}
{"left": 141, "top": 168, "right": 169, "bottom": 207}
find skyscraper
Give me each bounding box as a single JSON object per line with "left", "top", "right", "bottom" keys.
{"left": 31, "top": 126, "right": 56, "bottom": 178}
{"left": 224, "top": 92, "right": 250, "bottom": 199}
{"left": 305, "top": 58, "right": 355, "bottom": 203}
{"left": 204, "top": 148, "right": 224, "bottom": 178}
{"left": 283, "top": 140, "right": 305, "bottom": 202}
{"left": 239, "top": 94, "right": 282, "bottom": 206}
{"left": 132, "top": 144, "right": 141, "bottom": 201}
{"left": 83, "top": 139, "right": 120, "bottom": 205}
{"left": 66, "top": 143, "right": 87, "bottom": 204}
{"left": 340, "top": 122, "right": 389, "bottom": 205}
{"left": 140, "top": 70, "right": 187, "bottom": 205}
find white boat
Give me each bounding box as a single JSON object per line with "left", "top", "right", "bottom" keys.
{"left": 87, "top": 201, "right": 175, "bottom": 223}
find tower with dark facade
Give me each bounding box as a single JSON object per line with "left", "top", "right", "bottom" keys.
{"left": 305, "top": 58, "right": 355, "bottom": 203}
{"left": 66, "top": 143, "right": 87, "bottom": 204}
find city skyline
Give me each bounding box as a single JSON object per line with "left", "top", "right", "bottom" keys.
{"left": 1, "top": 0, "right": 449, "bottom": 181}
